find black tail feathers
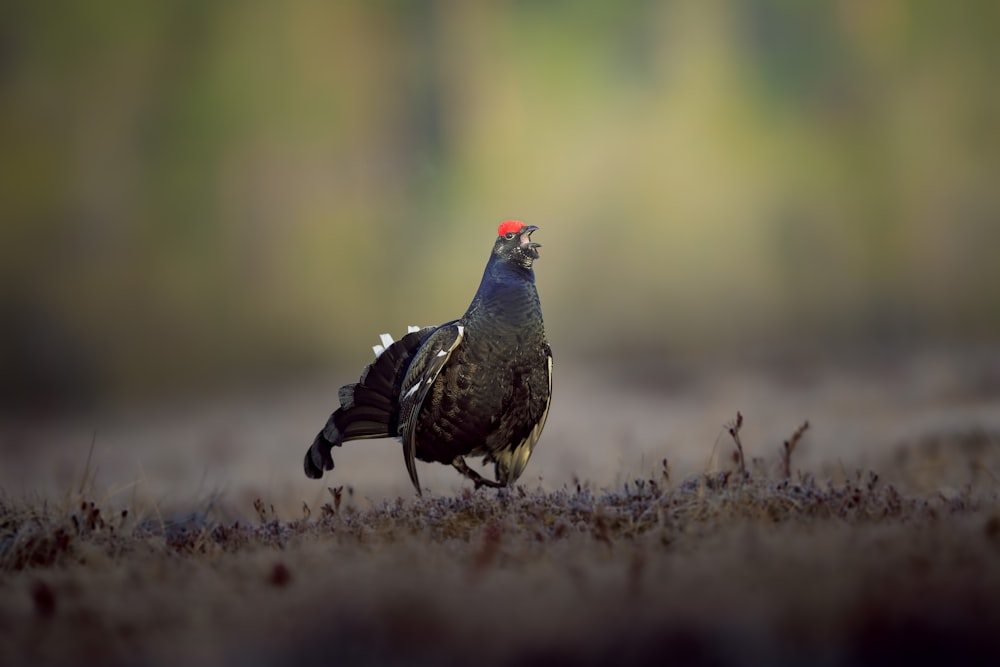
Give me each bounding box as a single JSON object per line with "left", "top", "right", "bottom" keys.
{"left": 304, "top": 429, "right": 336, "bottom": 479}
{"left": 303, "top": 327, "right": 434, "bottom": 480}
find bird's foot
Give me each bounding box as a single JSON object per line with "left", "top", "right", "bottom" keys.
{"left": 451, "top": 456, "right": 506, "bottom": 490}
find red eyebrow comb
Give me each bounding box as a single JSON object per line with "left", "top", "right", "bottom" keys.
{"left": 498, "top": 220, "right": 526, "bottom": 236}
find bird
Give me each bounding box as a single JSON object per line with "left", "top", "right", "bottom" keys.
{"left": 304, "top": 220, "right": 552, "bottom": 495}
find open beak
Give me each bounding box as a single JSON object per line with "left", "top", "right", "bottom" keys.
{"left": 519, "top": 225, "right": 541, "bottom": 249}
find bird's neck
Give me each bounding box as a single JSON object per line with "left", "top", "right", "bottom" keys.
{"left": 484, "top": 253, "right": 535, "bottom": 285}
{"left": 464, "top": 258, "right": 542, "bottom": 334}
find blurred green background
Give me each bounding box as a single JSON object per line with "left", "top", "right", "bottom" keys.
{"left": 2, "top": 1, "right": 999, "bottom": 410}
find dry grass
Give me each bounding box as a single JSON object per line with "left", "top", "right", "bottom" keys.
{"left": 2, "top": 415, "right": 1000, "bottom": 667}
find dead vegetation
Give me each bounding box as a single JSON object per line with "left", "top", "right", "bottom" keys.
{"left": 1, "top": 414, "right": 999, "bottom": 666}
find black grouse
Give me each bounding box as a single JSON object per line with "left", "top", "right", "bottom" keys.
{"left": 304, "top": 220, "right": 552, "bottom": 495}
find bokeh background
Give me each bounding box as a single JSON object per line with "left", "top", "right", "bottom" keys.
{"left": 1, "top": 2, "right": 999, "bottom": 504}
{"left": 3, "top": 0, "right": 999, "bottom": 407}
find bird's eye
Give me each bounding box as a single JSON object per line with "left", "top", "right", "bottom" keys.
{"left": 505, "top": 232, "right": 516, "bottom": 240}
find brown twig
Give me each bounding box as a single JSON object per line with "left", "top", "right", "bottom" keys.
{"left": 727, "top": 411, "right": 746, "bottom": 477}
{"left": 782, "top": 420, "right": 810, "bottom": 479}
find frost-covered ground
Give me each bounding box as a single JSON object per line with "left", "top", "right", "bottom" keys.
{"left": 2, "top": 346, "right": 999, "bottom": 666}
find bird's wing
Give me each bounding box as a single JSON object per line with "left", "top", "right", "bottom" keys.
{"left": 396, "top": 320, "right": 464, "bottom": 495}
{"left": 504, "top": 343, "right": 553, "bottom": 484}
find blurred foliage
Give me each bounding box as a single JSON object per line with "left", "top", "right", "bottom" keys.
{"left": 1, "top": 0, "right": 998, "bottom": 406}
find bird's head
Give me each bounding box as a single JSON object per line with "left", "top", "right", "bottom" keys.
{"left": 492, "top": 220, "right": 541, "bottom": 269}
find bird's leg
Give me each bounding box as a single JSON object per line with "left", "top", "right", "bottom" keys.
{"left": 451, "top": 456, "right": 506, "bottom": 490}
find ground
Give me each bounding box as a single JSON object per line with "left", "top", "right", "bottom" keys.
{"left": 2, "top": 345, "right": 999, "bottom": 666}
